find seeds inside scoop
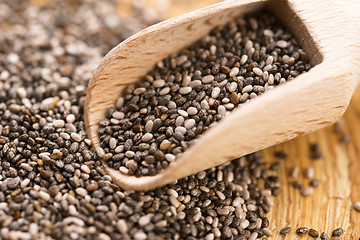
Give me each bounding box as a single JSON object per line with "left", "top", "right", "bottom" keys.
{"left": 98, "top": 11, "right": 311, "bottom": 177}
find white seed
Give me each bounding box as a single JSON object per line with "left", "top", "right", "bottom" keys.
{"left": 53, "top": 119, "right": 65, "bottom": 128}
{"left": 116, "top": 219, "right": 128, "bottom": 233}
{"left": 167, "top": 189, "right": 178, "bottom": 198}
{"left": 176, "top": 55, "right": 187, "bottom": 65}
{"left": 153, "top": 79, "right": 165, "bottom": 88}
{"left": 266, "top": 56, "right": 274, "bottom": 65}
{"left": 155, "top": 220, "right": 167, "bottom": 228}
{"left": 250, "top": 92, "right": 257, "bottom": 99}
{"left": 211, "top": 87, "right": 221, "bottom": 98}
{"left": 134, "top": 232, "right": 147, "bottom": 240}
{"left": 263, "top": 71, "right": 269, "bottom": 81}
{"left": 264, "top": 196, "right": 274, "bottom": 207}
{"left": 17, "top": 87, "right": 27, "bottom": 98}
{"left": 263, "top": 64, "right": 273, "bottom": 72}
{"left": 301, "top": 187, "right": 314, "bottom": 196}
{"left": 21, "top": 179, "right": 31, "bottom": 188}
{"left": 125, "top": 151, "right": 135, "bottom": 158}
{"left": 224, "top": 103, "right": 234, "bottom": 110}
{"left": 216, "top": 191, "right": 225, "bottom": 200}
{"left": 202, "top": 75, "right": 215, "bottom": 84}
{"left": 81, "top": 165, "right": 91, "bottom": 174}
{"left": 277, "top": 40, "right": 288, "bottom": 48}
{"left": 218, "top": 105, "right": 226, "bottom": 116}
{"left": 249, "top": 232, "right": 258, "bottom": 240}
{"left": 97, "top": 148, "right": 105, "bottom": 158}
{"left": 179, "top": 86, "right": 192, "bottom": 95}
{"left": 217, "top": 208, "right": 230, "bottom": 215}
{"left": 119, "top": 166, "right": 129, "bottom": 175}
{"left": 184, "top": 119, "right": 196, "bottom": 129}
{"left": 264, "top": 29, "right": 274, "bottom": 37}
{"left": 232, "top": 197, "right": 243, "bottom": 207}
{"left": 304, "top": 167, "right": 314, "bottom": 178}
{"left": 242, "top": 85, "right": 253, "bottom": 93}
{"left": 109, "top": 138, "right": 117, "bottom": 149}
{"left": 175, "top": 126, "right": 187, "bottom": 135}
{"left": 252, "top": 67, "right": 263, "bottom": 76}
{"left": 182, "top": 76, "right": 191, "bottom": 87}
{"left": 175, "top": 116, "right": 184, "bottom": 126}
{"left": 145, "top": 120, "right": 153, "bottom": 133}
{"left": 115, "top": 145, "right": 124, "bottom": 153}
{"left": 38, "top": 191, "right": 50, "bottom": 201}
{"left": 205, "top": 233, "right": 214, "bottom": 240}
{"left": 20, "top": 163, "right": 33, "bottom": 171}
{"left": 210, "top": 45, "right": 217, "bottom": 55}
{"left": 354, "top": 202, "right": 360, "bottom": 212}
{"left": 289, "top": 165, "right": 299, "bottom": 178}
{"left": 115, "top": 97, "right": 124, "bottom": 108}
{"left": 168, "top": 101, "right": 177, "bottom": 109}
{"left": 160, "top": 140, "right": 171, "bottom": 150}
{"left": 165, "top": 154, "right": 176, "bottom": 162}
{"left": 112, "top": 111, "right": 124, "bottom": 119}
{"left": 212, "top": 228, "right": 221, "bottom": 238}
{"left": 71, "top": 133, "right": 82, "bottom": 142}
{"left": 228, "top": 82, "right": 238, "bottom": 92}
{"left": 268, "top": 74, "right": 275, "bottom": 84}
{"left": 240, "top": 219, "right": 250, "bottom": 229}
{"left": 245, "top": 40, "right": 253, "bottom": 50}
{"left": 138, "top": 215, "right": 151, "bottom": 226}
{"left": 110, "top": 118, "right": 120, "bottom": 124}
{"left": 201, "top": 99, "right": 210, "bottom": 110}
{"left": 169, "top": 196, "right": 180, "bottom": 208}
{"left": 240, "top": 55, "right": 248, "bottom": 65}
{"left": 229, "top": 67, "right": 239, "bottom": 77}
{"left": 222, "top": 98, "right": 230, "bottom": 104}
{"left": 159, "top": 87, "right": 170, "bottom": 95}
{"left": 247, "top": 204, "right": 257, "bottom": 211}
{"left": 262, "top": 228, "right": 273, "bottom": 236}
{"left": 133, "top": 87, "right": 146, "bottom": 95}
{"left": 66, "top": 114, "right": 75, "bottom": 123}
{"left": 187, "top": 107, "right": 198, "bottom": 115}
{"left": 189, "top": 80, "right": 202, "bottom": 88}
{"left": 76, "top": 188, "right": 87, "bottom": 197}
{"left": 178, "top": 109, "right": 188, "bottom": 117}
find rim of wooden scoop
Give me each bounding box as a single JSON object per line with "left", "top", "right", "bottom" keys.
{"left": 85, "top": 0, "right": 360, "bottom": 190}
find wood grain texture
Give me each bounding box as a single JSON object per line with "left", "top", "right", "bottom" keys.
{"left": 265, "top": 87, "right": 360, "bottom": 239}
{"left": 85, "top": 0, "right": 360, "bottom": 190}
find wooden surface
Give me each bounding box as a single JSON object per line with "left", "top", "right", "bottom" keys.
{"left": 113, "top": 0, "right": 360, "bottom": 237}
{"left": 265, "top": 87, "right": 360, "bottom": 239}
{"left": 85, "top": 0, "right": 360, "bottom": 191}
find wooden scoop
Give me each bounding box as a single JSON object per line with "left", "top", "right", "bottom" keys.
{"left": 85, "top": 0, "right": 360, "bottom": 191}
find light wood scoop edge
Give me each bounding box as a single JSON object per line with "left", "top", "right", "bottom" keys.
{"left": 85, "top": 0, "right": 360, "bottom": 191}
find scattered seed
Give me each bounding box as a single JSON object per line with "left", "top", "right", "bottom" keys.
{"left": 309, "top": 229, "right": 319, "bottom": 238}
{"left": 301, "top": 187, "right": 314, "bottom": 196}
{"left": 332, "top": 228, "right": 344, "bottom": 237}
{"left": 280, "top": 227, "right": 291, "bottom": 235}
{"left": 275, "top": 151, "right": 288, "bottom": 159}
{"left": 296, "top": 227, "right": 309, "bottom": 235}
{"left": 321, "top": 232, "right": 330, "bottom": 240}
{"left": 310, "top": 179, "right": 321, "bottom": 187}
{"left": 304, "top": 167, "right": 314, "bottom": 178}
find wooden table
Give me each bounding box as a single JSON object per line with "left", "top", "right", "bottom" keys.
{"left": 118, "top": 1, "right": 360, "bottom": 238}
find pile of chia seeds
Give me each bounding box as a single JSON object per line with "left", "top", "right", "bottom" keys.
{"left": 97, "top": 11, "right": 311, "bottom": 177}
{"left": 0, "top": 1, "right": 313, "bottom": 239}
